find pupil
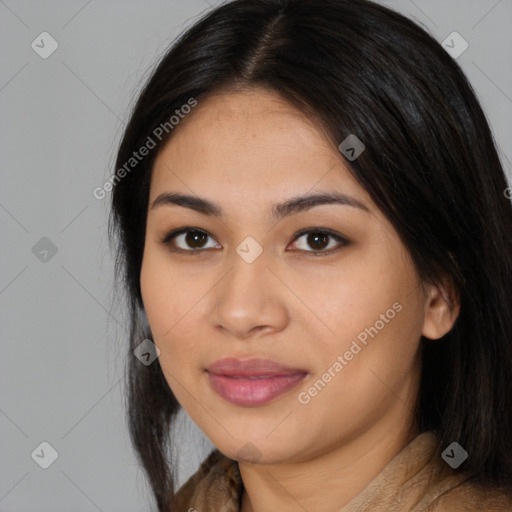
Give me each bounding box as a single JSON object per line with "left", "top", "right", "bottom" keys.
{"left": 308, "top": 232, "right": 328, "bottom": 250}
{"left": 186, "top": 231, "right": 207, "bottom": 248}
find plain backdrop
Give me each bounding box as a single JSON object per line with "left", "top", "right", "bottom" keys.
{"left": 1, "top": 0, "right": 511, "bottom": 510}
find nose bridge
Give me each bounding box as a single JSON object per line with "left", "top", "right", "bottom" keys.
{"left": 223, "top": 240, "right": 271, "bottom": 306}
{"left": 211, "top": 239, "right": 288, "bottom": 337}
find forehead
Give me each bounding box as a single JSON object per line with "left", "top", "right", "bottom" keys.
{"left": 150, "top": 88, "right": 370, "bottom": 212}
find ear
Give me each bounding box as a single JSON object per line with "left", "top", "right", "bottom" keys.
{"left": 421, "top": 276, "right": 460, "bottom": 340}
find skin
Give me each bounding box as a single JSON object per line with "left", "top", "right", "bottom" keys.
{"left": 140, "top": 87, "right": 460, "bottom": 512}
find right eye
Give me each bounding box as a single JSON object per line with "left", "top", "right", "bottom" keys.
{"left": 159, "top": 228, "right": 222, "bottom": 253}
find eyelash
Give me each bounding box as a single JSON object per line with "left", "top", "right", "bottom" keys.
{"left": 159, "top": 227, "right": 349, "bottom": 256}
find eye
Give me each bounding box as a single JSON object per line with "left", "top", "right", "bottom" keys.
{"left": 288, "top": 229, "right": 348, "bottom": 255}
{"left": 159, "top": 228, "right": 221, "bottom": 253}
{"left": 159, "top": 227, "right": 349, "bottom": 256}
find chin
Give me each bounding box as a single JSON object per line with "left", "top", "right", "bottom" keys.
{"left": 212, "top": 435, "right": 296, "bottom": 465}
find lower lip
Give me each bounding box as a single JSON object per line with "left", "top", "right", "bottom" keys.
{"left": 207, "top": 372, "right": 307, "bottom": 406}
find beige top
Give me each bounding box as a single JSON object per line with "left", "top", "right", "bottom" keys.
{"left": 174, "top": 431, "right": 512, "bottom": 511}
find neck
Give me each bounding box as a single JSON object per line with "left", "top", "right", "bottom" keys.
{"left": 239, "top": 409, "right": 420, "bottom": 512}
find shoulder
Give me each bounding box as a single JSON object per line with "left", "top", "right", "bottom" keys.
{"left": 367, "top": 431, "right": 512, "bottom": 512}
{"left": 425, "top": 473, "right": 512, "bottom": 511}
{"left": 173, "top": 449, "right": 242, "bottom": 511}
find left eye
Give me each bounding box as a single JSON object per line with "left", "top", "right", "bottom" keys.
{"left": 288, "top": 229, "right": 348, "bottom": 254}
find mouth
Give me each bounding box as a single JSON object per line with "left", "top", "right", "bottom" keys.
{"left": 206, "top": 357, "right": 308, "bottom": 407}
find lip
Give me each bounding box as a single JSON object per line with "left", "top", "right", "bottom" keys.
{"left": 206, "top": 358, "right": 308, "bottom": 406}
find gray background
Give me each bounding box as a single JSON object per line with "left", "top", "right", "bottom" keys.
{"left": 1, "top": 0, "right": 511, "bottom": 510}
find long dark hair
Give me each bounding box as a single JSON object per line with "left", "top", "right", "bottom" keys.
{"left": 109, "top": 0, "right": 512, "bottom": 509}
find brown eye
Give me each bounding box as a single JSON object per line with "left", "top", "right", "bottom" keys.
{"left": 306, "top": 232, "right": 330, "bottom": 250}
{"left": 160, "top": 228, "right": 221, "bottom": 252}
{"left": 184, "top": 230, "right": 208, "bottom": 248}
{"left": 289, "top": 229, "right": 348, "bottom": 255}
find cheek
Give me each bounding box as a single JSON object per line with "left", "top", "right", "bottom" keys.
{"left": 140, "top": 254, "right": 168, "bottom": 336}
{"left": 139, "top": 250, "right": 208, "bottom": 379}
{"left": 296, "top": 289, "right": 423, "bottom": 437}
{"left": 300, "top": 242, "right": 425, "bottom": 394}
{"left": 296, "top": 246, "right": 418, "bottom": 350}
{"left": 140, "top": 249, "right": 194, "bottom": 338}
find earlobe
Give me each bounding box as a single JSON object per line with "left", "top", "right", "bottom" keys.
{"left": 421, "top": 280, "right": 461, "bottom": 340}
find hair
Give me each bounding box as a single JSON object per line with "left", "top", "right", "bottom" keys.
{"left": 109, "top": 0, "right": 512, "bottom": 509}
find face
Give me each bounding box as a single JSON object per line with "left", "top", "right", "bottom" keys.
{"left": 140, "top": 88, "right": 440, "bottom": 464}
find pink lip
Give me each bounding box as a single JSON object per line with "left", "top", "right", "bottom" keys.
{"left": 206, "top": 358, "right": 308, "bottom": 406}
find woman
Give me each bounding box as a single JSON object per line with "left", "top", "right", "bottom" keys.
{"left": 109, "top": 0, "right": 512, "bottom": 510}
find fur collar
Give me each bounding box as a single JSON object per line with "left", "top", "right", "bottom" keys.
{"left": 174, "top": 431, "right": 512, "bottom": 511}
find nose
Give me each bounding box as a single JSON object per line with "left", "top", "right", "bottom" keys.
{"left": 211, "top": 248, "right": 290, "bottom": 340}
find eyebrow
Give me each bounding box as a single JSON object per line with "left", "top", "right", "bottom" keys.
{"left": 150, "top": 191, "right": 370, "bottom": 220}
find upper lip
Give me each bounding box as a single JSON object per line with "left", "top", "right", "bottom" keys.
{"left": 206, "top": 357, "right": 308, "bottom": 378}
